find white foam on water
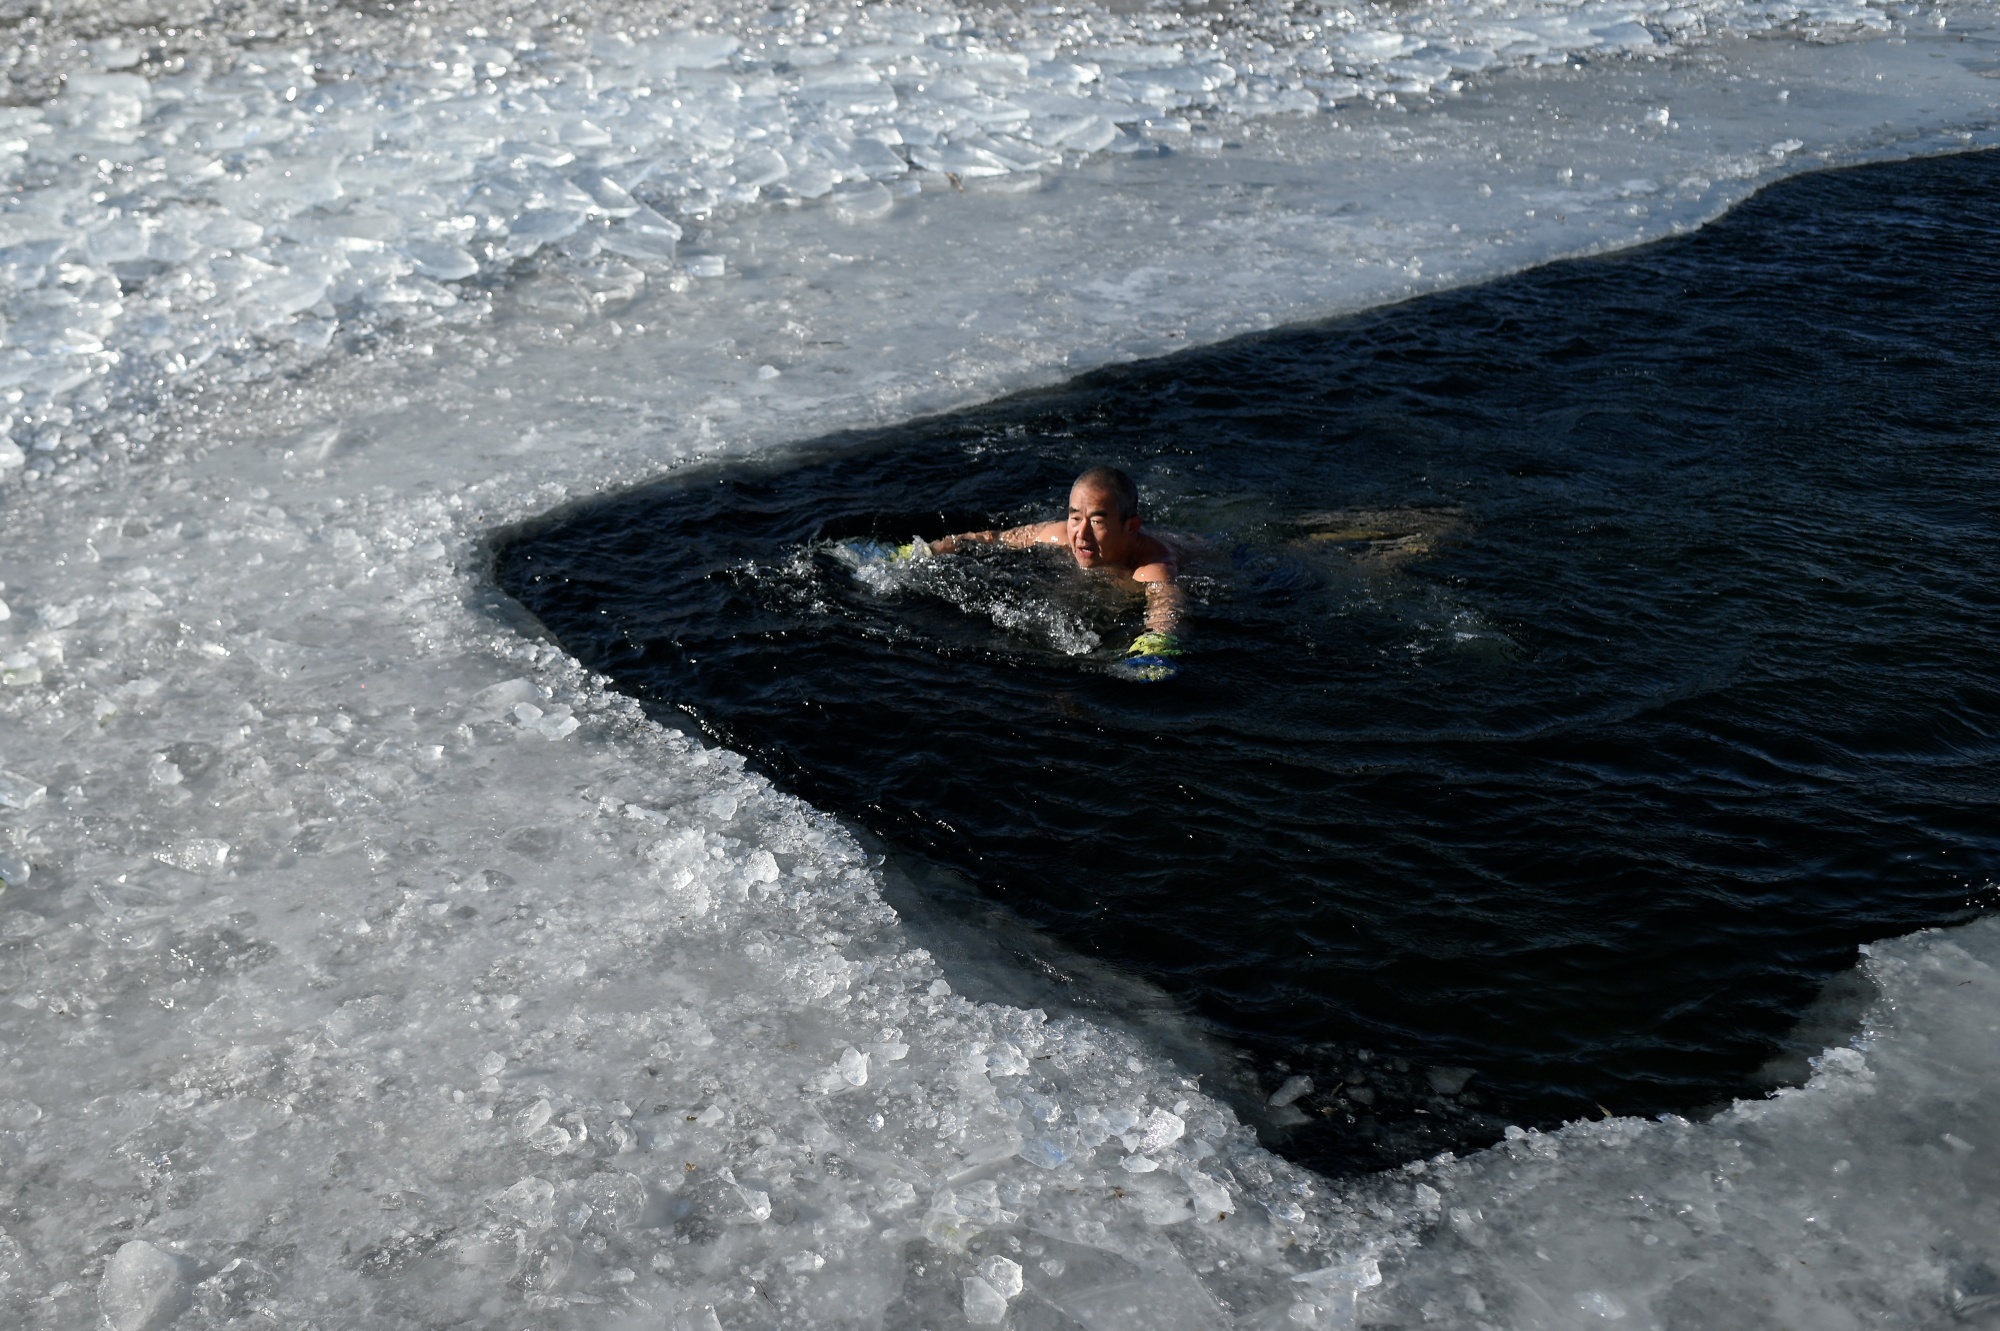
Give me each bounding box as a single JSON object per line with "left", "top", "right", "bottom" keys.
{"left": 826, "top": 542, "right": 1113, "bottom": 656}
{"left": 0, "top": 0, "right": 1998, "bottom": 1326}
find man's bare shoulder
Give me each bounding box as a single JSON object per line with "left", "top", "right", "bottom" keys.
{"left": 1132, "top": 531, "right": 1180, "bottom": 580}
{"left": 1003, "top": 519, "right": 1067, "bottom": 549}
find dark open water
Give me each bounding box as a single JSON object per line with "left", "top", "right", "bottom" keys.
{"left": 496, "top": 150, "right": 2000, "bottom": 1175}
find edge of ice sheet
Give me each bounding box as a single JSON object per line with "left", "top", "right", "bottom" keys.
{"left": 0, "top": 524, "right": 1414, "bottom": 1325}
{"left": 0, "top": 0, "right": 1952, "bottom": 489}
{"left": 1360, "top": 918, "right": 2000, "bottom": 1327}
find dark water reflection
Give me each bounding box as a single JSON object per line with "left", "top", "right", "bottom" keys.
{"left": 496, "top": 150, "right": 2000, "bottom": 1175}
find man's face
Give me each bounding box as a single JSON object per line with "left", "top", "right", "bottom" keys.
{"left": 1066, "top": 482, "right": 1138, "bottom": 569}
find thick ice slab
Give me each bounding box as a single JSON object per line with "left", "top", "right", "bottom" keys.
{"left": 0, "top": 7, "right": 1998, "bottom": 1329}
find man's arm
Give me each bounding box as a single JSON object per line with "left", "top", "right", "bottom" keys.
{"left": 1131, "top": 561, "right": 1184, "bottom": 638}
{"left": 1140, "top": 577, "right": 1184, "bottom": 637}
{"left": 927, "top": 520, "right": 1062, "bottom": 555}
{"left": 1121, "top": 570, "right": 1186, "bottom": 677}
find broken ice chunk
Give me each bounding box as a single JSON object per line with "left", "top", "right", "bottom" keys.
{"left": 0, "top": 770, "right": 45, "bottom": 809}
{"left": 735, "top": 146, "right": 789, "bottom": 189}
{"left": 492, "top": 1176, "right": 556, "bottom": 1229}
{"left": 155, "top": 837, "right": 230, "bottom": 874}
{"left": 787, "top": 165, "right": 838, "bottom": 199}
{"left": 1268, "top": 1074, "right": 1313, "bottom": 1107}
{"left": 1131, "top": 1191, "right": 1195, "bottom": 1225}
{"left": 532, "top": 706, "right": 579, "bottom": 739}
{"left": 508, "top": 208, "right": 585, "bottom": 250}
{"left": 838, "top": 1046, "right": 870, "bottom": 1086}
{"left": 962, "top": 1276, "right": 1008, "bottom": 1325}
{"left": 1036, "top": 113, "right": 1118, "bottom": 152}
{"left": 1137, "top": 1106, "right": 1185, "bottom": 1153}
{"left": 1291, "top": 1256, "right": 1383, "bottom": 1324}
{"left": 909, "top": 141, "right": 1013, "bottom": 178}
{"left": 1178, "top": 1167, "right": 1235, "bottom": 1221}
{"left": 729, "top": 1183, "right": 772, "bottom": 1224}
{"left": 0, "top": 849, "right": 30, "bottom": 885}
{"left": 828, "top": 181, "right": 894, "bottom": 223}
{"left": 195, "top": 215, "right": 263, "bottom": 250}
{"left": 986, "top": 1042, "right": 1029, "bottom": 1077}
{"left": 528, "top": 1121, "right": 573, "bottom": 1152}
{"left": 572, "top": 170, "right": 641, "bottom": 217}
{"left": 99, "top": 1240, "right": 193, "bottom": 1331}
{"left": 468, "top": 677, "right": 538, "bottom": 720}
{"left": 1425, "top": 1066, "right": 1475, "bottom": 1095}
{"left": 675, "top": 1305, "right": 725, "bottom": 1331}
{"left": 515, "top": 1098, "right": 555, "bottom": 1134}
{"left": 925, "top": 1181, "right": 1016, "bottom": 1248}
{"left": 1018, "top": 1137, "right": 1065, "bottom": 1169}
{"left": 874, "top": 1178, "right": 918, "bottom": 1212}
{"left": 0, "top": 1098, "right": 42, "bottom": 1128}
{"left": 978, "top": 1255, "right": 1024, "bottom": 1299}
{"left": 601, "top": 206, "right": 682, "bottom": 261}
{"left": 404, "top": 240, "right": 478, "bottom": 281}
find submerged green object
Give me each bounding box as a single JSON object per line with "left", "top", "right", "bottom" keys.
{"left": 1111, "top": 654, "right": 1181, "bottom": 682}
{"left": 1111, "top": 630, "right": 1183, "bottom": 682}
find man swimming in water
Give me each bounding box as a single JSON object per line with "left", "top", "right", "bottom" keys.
{"left": 919, "top": 466, "right": 1185, "bottom": 673}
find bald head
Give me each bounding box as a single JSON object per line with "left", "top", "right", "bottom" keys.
{"left": 1073, "top": 466, "right": 1139, "bottom": 522}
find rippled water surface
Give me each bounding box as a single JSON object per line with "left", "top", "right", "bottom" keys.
{"left": 498, "top": 151, "right": 2000, "bottom": 1174}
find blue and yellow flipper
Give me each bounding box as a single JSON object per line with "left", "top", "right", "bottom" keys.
{"left": 1109, "top": 631, "right": 1183, "bottom": 683}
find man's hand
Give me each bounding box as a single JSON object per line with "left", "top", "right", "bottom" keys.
{"left": 1111, "top": 630, "right": 1183, "bottom": 682}
{"left": 1126, "top": 631, "right": 1183, "bottom": 659}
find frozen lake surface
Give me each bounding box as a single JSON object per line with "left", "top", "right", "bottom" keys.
{"left": 1, "top": 0, "right": 1999, "bottom": 1326}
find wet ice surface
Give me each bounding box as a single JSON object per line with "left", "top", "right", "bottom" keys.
{"left": 0, "top": 0, "right": 1987, "bottom": 476}
{"left": 1, "top": 3, "right": 2000, "bottom": 1328}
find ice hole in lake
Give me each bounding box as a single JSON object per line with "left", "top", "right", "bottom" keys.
{"left": 495, "top": 150, "right": 2000, "bottom": 1177}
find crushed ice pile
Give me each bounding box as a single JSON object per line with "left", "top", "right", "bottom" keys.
{"left": 2, "top": 0, "right": 2000, "bottom": 1325}
{"left": 0, "top": 0, "right": 1934, "bottom": 485}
